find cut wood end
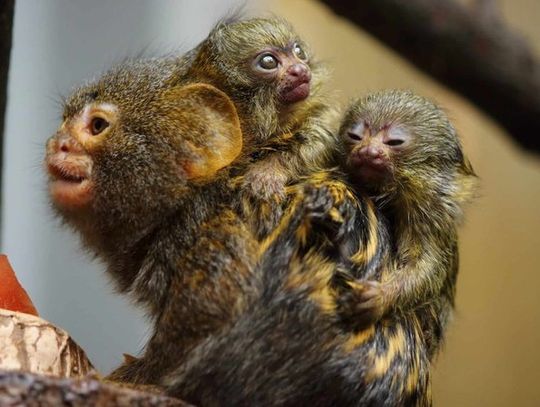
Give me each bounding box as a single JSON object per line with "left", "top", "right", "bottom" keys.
{"left": 0, "top": 309, "right": 95, "bottom": 378}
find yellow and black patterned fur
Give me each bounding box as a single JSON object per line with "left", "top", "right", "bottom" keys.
{"left": 164, "top": 87, "right": 478, "bottom": 404}
{"left": 166, "top": 175, "right": 436, "bottom": 406}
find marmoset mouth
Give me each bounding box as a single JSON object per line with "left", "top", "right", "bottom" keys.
{"left": 48, "top": 163, "right": 87, "bottom": 183}
{"left": 281, "top": 82, "right": 310, "bottom": 104}
{"left": 47, "top": 159, "right": 93, "bottom": 208}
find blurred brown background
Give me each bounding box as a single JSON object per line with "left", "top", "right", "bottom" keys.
{"left": 257, "top": 0, "right": 540, "bottom": 405}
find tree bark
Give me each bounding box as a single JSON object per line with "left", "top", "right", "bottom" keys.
{"left": 0, "top": 309, "right": 191, "bottom": 405}
{"left": 0, "top": 371, "right": 189, "bottom": 406}
{"left": 318, "top": 0, "right": 540, "bottom": 153}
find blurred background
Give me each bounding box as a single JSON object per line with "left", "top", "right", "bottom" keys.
{"left": 1, "top": 1, "right": 539, "bottom": 405}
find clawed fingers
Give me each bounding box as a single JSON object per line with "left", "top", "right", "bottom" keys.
{"left": 337, "top": 279, "right": 386, "bottom": 330}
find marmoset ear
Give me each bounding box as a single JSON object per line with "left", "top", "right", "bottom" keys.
{"left": 159, "top": 83, "right": 243, "bottom": 179}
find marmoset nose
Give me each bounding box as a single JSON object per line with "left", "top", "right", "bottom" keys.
{"left": 287, "top": 64, "right": 310, "bottom": 81}
{"left": 359, "top": 145, "right": 383, "bottom": 159}
{"left": 55, "top": 133, "right": 84, "bottom": 155}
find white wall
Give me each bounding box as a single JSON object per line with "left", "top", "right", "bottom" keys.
{"left": 2, "top": 0, "right": 258, "bottom": 374}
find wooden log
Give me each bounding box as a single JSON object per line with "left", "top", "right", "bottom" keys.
{"left": 0, "top": 309, "right": 94, "bottom": 378}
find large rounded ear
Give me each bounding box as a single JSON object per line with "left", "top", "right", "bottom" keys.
{"left": 159, "top": 83, "right": 242, "bottom": 179}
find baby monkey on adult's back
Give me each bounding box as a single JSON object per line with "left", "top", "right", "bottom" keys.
{"left": 43, "top": 16, "right": 335, "bottom": 386}
{"left": 184, "top": 18, "right": 337, "bottom": 230}
{"left": 337, "top": 90, "right": 477, "bottom": 340}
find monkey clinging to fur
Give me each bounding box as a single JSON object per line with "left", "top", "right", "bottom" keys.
{"left": 182, "top": 17, "right": 338, "bottom": 231}
{"left": 336, "top": 90, "right": 478, "bottom": 345}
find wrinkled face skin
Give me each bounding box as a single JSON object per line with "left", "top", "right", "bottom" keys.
{"left": 340, "top": 91, "right": 473, "bottom": 200}
{"left": 250, "top": 41, "right": 312, "bottom": 104}
{"left": 342, "top": 119, "right": 413, "bottom": 186}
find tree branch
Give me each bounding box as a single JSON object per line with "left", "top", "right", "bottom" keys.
{"left": 0, "top": 371, "right": 190, "bottom": 406}
{"left": 318, "top": 0, "right": 540, "bottom": 153}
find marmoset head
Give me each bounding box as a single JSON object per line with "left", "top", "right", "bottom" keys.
{"left": 340, "top": 90, "right": 476, "bottom": 205}
{"left": 46, "top": 60, "right": 242, "bottom": 234}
